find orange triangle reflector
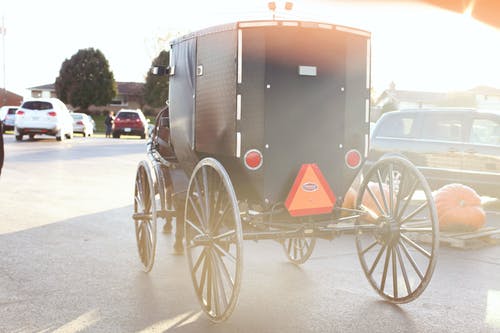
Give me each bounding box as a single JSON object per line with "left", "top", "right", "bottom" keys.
{"left": 285, "top": 164, "right": 336, "bottom": 217}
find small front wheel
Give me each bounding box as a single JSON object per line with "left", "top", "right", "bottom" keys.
{"left": 282, "top": 236, "right": 316, "bottom": 264}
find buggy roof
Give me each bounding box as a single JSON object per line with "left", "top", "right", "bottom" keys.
{"left": 170, "top": 20, "right": 371, "bottom": 46}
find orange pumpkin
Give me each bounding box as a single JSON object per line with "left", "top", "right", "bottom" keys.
{"left": 434, "top": 183, "right": 485, "bottom": 232}
{"left": 341, "top": 187, "right": 357, "bottom": 216}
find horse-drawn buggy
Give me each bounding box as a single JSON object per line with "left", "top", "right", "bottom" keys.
{"left": 132, "top": 19, "right": 439, "bottom": 322}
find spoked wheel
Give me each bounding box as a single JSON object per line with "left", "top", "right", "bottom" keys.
{"left": 153, "top": 163, "right": 174, "bottom": 232}
{"left": 282, "top": 236, "right": 316, "bottom": 264}
{"left": 355, "top": 156, "right": 438, "bottom": 303}
{"left": 133, "top": 160, "right": 157, "bottom": 272}
{"left": 184, "top": 158, "right": 243, "bottom": 322}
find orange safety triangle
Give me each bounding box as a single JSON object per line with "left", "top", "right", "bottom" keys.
{"left": 285, "top": 164, "right": 336, "bottom": 217}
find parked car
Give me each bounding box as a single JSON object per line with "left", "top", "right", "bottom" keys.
{"left": 71, "top": 113, "right": 94, "bottom": 137}
{"left": 87, "top": 115, "right": 97, "bottom": 132}
{"left": 1, "top": 106, "right": 19, "bottom": 132}
{"left": 14, "top": 98, "right": 74, "bottom": 141}
{"left": 112, "top": 109, "right": 148, "bottom": 139}
{"left": 368, "top": 108, "right": 500, "bottom": 197}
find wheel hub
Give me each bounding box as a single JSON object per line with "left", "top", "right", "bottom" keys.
{"left": 378, "top": 217, "right": 400, "bottom": 245}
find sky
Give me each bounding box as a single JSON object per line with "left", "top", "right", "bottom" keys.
{"left": 1, "top": 0, "right": 500, "bottom": 98}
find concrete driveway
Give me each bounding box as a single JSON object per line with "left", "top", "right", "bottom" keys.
{"left": 0, "top": 134, "right": 499, "bottom": 332}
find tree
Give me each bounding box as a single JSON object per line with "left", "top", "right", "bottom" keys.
{"left": 55, "top": 48, "right": 117, "bottom": 110}
{"left": 143, "top": 50, "right": 170, "bottom": 108}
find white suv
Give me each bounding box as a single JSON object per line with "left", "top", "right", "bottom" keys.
{"left": 15, "top": 98, "right": 74, "bottom": 141}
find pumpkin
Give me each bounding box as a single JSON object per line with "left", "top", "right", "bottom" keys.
{"left": 360, "top": 182, "right": 391, "bottom": 223}
{"left": 341, "top": 187, "right": 357, "bottom": 216}
{"left": 434, "top": 183, "right": 485, "bottom": 232}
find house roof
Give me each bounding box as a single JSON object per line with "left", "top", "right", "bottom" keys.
{"left": 0, "top": 88, "right": 23, "bottom": 106}
{"left": 468, "top": 85, "right": 500, "bottom": 96}
{"left": 28, "top": 82, "right": 144, "bottom": 95}
{"left": 375, "top": 89, "right": 447, "bottom": 106}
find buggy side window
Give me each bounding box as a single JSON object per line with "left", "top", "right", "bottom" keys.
{"left": 421, "top": 114, "right": 463, "bottom": 142}
{"left": 469, "top": 118, "right": 500, "bottom": 145}
{"left": 376, "top": 114, "right": 416, "bottom": 139}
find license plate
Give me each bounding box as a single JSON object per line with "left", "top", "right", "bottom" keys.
{"left": 124, "top": 128, "right": 131, "bottom": 132}
{"left": 32, "top": 117, "right": 39, "bottom": 121}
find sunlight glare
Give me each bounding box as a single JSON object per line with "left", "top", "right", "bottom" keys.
{"left": 486, "top": 289, "right": 500, "bottom": 328}
{"left": 52, "top": 309, "right": 99, "bottom": 333}
{"left": 137, "top": 311, "right": 203, "bottom": 332}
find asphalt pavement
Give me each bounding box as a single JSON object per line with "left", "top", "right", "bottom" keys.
{"left": 0, "top": 134, "right": 499, "bottom": 333}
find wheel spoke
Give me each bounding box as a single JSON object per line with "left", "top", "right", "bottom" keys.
{"left": 213, "top": 229, "right": 236, "bottom": 241}
{"left": 185, "top": 218, "right": 205, "bottom": 238}
{"left": 198, "top": 253, "right": 209, "bottom": 298}
{"left": 395, "top": 244, "right": 412, "bottom": 295}
{"left": 396, "top": 178, "right": 418, "bottom": 221}
{"left": 399, "top": 240, "right": 424, "bottom": 280}
{"left": 392, "top": 247, "right": 398, "bottom": 298}
{"left": 361, "top": 239, "right": 379, "bottom": 255}
{"left": 212, "top": 200, "right": 232, "bottom": 235}
{"left": 193, "top": 248, "right": 208, "bottom": 274}
{"left": 208, "top": 251, "right": 221, "bottom": 317}
{"left": 192, "top": 175, "right": 208, "bottom": 228}
{"left": 188, "top": 194, "right": 207, "bottom": 229}
{"left": 376, "top": 169, "right": 390, "bottom": 215}
{"left": 380, "top": 245, "right": 391, "bottom": 293}
{"left": 201, "top": 167, "right": 211, "bottom": 230}
{"left": 369, "top": 243, "right": 387, "bottom": 275}
{"left": 212, "top": 249, "right": 230, "bottom": 310}
{"left": 213, "top": 246, "right": 235, "bottom": 286}
{"left": 400, "top": 234, "right": 431, "bottom": 258}
{"left": 214, "top": 242, "right": 237, "bottom": 264}
{"left": 366, "top": 182, "right": 387, "bottom": 217}
{"left": 400, "top": 201, "right": 429, "bottom": 225}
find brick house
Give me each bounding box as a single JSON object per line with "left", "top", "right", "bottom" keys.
{"left": 0, "top": 88, "right": 23, "bottom": 107}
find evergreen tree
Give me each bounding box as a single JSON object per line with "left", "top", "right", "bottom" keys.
{"left": 143, "top": 50, "right": 170, "bottom": 108}
{"left": 55, "top": 48, "right": 117, "bottom": 110}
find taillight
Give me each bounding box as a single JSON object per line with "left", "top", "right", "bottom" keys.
{"left": 48, "top": 111, "right": 57, "bottom": 117}
{"left": 114, "top": 118, "right": 120, "bottom": 123}
{"left": 17, "top": 110, "right": 25, "bottom": 115}
{"left": 244, "top": 149, "right": 263, "bottom": 170}
{"left": 135, "top": 118, "right": 141, "bottom": 123}
{"left": 77, "top": 121, "right": 84, "bottom": 125}
{"left": 345, "top": 149, "right": 362, "bottom": 169}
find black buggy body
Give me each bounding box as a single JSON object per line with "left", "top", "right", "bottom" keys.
{"left": 168, "top": 20, "right": 371, "bottom": 210}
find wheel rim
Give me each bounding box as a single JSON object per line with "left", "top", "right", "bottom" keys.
{"left": 282, "top": 236, "right": 316, "bottom": 264}
{"left": 134, "top": 161, "right": 157, "bottom": 272}
{"left": 184, "top": 158, "right": 243, "bottom": 322}
{"left": 355, "top": 156, "right": 438, "bottom": 303}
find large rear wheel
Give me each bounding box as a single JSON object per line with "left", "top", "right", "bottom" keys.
{"left": 355, "top": 156, "right": 438, "bottom": 303}
{"left": 184, "top": 158, "right": 243, "bottom": 322}
{"left": 133, "top": 161, "right": 157, "bottom": 272}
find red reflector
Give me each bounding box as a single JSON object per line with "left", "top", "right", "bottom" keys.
{"left": 345, "top": 149, "right": 362, "bottom": 169}
{"left": 17, "top": 110, "right": 25, "bottom": 115}
{"left": 244, "top": 149, "right": 263, "bottom": 170}
{"left": 48, "top": 111, "right": 57, "bottom": 117}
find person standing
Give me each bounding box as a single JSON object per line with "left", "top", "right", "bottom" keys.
{"left": 104, "top": 111, "right": 115, "bottom": 138}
